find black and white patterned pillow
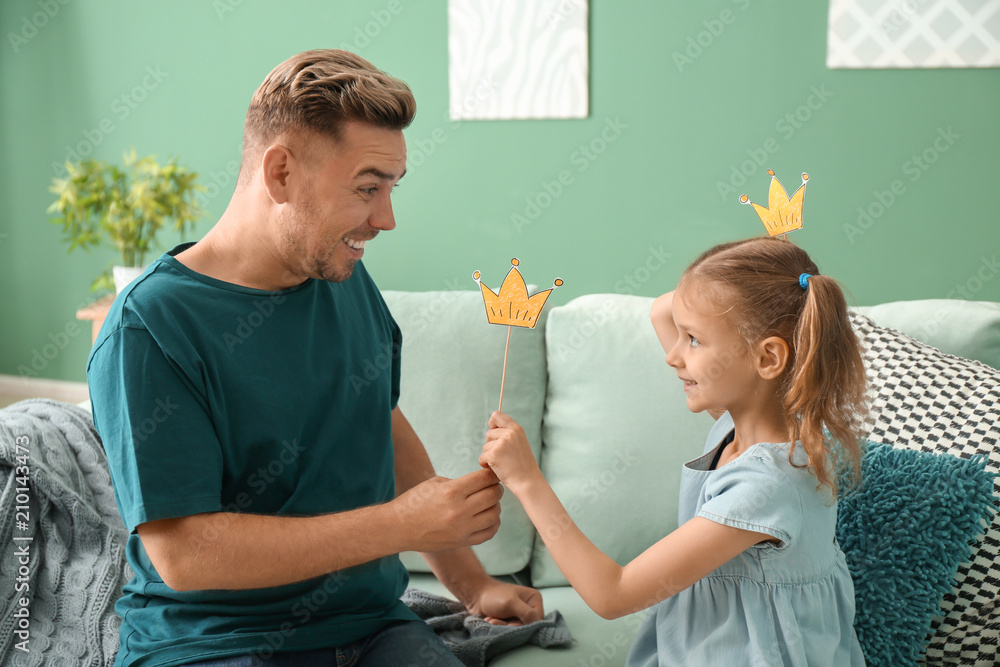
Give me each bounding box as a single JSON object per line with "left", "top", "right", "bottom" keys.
{"left": 851, "top": 312, "right": 1000, "bottom": 666}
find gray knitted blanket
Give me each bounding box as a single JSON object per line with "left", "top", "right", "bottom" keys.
{"left": 402, "top": 588, "right": 574, "bottom": 666}
{"left": 0, "top": 399, "right": 131, "bottom": 667}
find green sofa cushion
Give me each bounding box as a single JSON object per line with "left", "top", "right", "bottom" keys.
{"left": 854, "top": 299, "right": 1000, "bottom": 370}
{"left": 531, "top": 294, "right": 714, "bottom": 588}
{"left": 382, "top": 289, "right": 548, "bottom": 576}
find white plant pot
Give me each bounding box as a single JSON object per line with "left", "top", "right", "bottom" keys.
{"left": 113, "top": 265, "right": 145, "bottom": 294}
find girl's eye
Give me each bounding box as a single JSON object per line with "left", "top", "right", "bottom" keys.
{"left": 689, "top": 335, "right": 701, "bottom": 347}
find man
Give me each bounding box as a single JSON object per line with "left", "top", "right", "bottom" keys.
{"left": 87, "top": 49, "right": 542, "bottom": 667}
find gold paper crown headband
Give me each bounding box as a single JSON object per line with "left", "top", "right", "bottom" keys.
{"left": 740, "top": 169, "right": 809, "bottom": 237}
{"left": 473, "top": 258, "right": 563, "bottom": 329}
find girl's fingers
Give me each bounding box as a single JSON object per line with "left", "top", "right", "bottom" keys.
{"left": 490, "top": 411, "right": 515, "bottom": 428}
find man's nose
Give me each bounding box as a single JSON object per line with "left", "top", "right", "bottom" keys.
{"left": 370, "top": 190, "right": 396, "bottom": 231}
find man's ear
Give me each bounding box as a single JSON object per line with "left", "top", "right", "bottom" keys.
{"left": 260, "top": 144, "right": 294, "bottom": 205}
{"left": 756, "top": 336, "right": 790, "bottom": 380}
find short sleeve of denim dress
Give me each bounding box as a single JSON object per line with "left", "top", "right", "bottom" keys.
{"left": 625, "top": 412, "right": 866, "bottom": 667}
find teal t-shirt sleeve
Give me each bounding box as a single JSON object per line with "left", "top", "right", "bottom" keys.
{"left": 89, "top": 325, "right": 224, "bottom": 533}
{"left": 373, "top": 286, "right": 403, "bottom": 412}
{"left": 389, "top": 314, "right": 402, "bottom": 411}
{"left": 697, "top": 454, "right": 802, "bottom": 548}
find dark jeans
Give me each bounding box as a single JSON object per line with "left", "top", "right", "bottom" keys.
{"left": 180, "top": 620, "right": 463, "bottom": 667}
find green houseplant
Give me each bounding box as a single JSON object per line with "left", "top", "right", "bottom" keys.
{"left": 48, "top": 148, "right": 205, "bottom": 292}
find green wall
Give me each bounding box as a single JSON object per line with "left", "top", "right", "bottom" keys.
{"left": 2, "top": 0, "right": 998, "bottom": 382}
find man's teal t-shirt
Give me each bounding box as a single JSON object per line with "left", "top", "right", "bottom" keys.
{"left": 87, "top": 243, "right": 417, "bottom": 667}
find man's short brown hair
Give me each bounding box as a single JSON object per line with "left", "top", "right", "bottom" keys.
{"left": 237, "top": 49, "right": 416, "bottom": 189}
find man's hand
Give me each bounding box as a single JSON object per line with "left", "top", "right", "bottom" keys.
{"left": 392, "top": 468, "right": 503, "bottom": 552}
{"left": 465, "top": 578, "right": 544, "bottom": 626}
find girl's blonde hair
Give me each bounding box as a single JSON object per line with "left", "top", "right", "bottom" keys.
{"left": 680, "top": 237, "right": 867, "bottom": 495}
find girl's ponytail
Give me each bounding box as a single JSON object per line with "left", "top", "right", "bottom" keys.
{"left": 785, "top": 274, "right": 867, "bottom": 495}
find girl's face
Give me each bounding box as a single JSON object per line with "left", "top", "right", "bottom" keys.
{"left": 664, "top": 284, "right": 765, "bottom": 415}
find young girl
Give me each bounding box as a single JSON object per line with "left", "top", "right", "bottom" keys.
{"left": 480, "top": 237, "right": 868, "bottom": 666}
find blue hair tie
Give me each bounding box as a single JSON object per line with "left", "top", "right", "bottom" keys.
{"left": 798, "top": 273, "right": 812, "bottom": 290}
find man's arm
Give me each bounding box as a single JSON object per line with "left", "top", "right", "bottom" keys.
{"left": 392, "top": 408, "right": 544, "bottom": 625}
{"left": 138, "top": 440, "right": 503, "bottom": 592}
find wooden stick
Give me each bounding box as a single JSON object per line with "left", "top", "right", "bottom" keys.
{"left": 498, "top": 325, "right": 512, "bottom": 413}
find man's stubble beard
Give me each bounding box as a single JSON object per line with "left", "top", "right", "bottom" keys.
{"left": 282, "top": 197, "right": 356, "bottom": 284}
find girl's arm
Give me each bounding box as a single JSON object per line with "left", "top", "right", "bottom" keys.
{"left": 481, "top": 411, "right": 774, "bottom": 619}
{"left": 650, "top": 290, "right": 679, "bottom": 354}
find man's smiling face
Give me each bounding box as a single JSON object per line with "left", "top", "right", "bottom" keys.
{"left": 279, "top": 121, "right": 406, "bottom": 283}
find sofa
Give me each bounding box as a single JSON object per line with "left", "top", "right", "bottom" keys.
{"left": 2, "top": 292, "right": 998, "bottom": 666}
{"left": 382, "top": 290, "right": 1000, "bottom": 667}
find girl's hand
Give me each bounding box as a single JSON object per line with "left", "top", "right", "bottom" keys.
{"left": 479, "top": 411, "right": 542, "bottom": 494}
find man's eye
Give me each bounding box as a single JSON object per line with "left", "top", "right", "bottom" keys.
{"left": 361, "top": 187, "right": 377, "bottom": 195}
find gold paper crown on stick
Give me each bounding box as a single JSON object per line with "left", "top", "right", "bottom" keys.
{"left": 473, "top": 259, "right": 563, "bottom": 329}
{"left": 740, "top": 170, "right": 809, "bottom": 237}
